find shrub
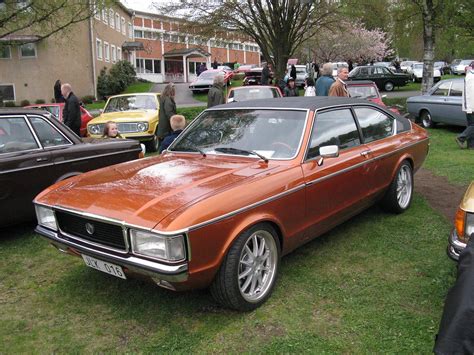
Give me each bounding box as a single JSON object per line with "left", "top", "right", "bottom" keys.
{"left": 20, "top": 99, "right": 30, "bottom": 107}
{"left": 35, "top": 99, "right": 46, "bottom": 104}
{"left": 97, "top": 67, "right": 112, "bottom": 100}
{"left": 81, "top": 95, "right": 95, "bottom": 104}
{"left": 97, "top": 60, "right": 137, "bottom": 99}
{"left": 4, "top": 101, "right": 16, "bottom": 107}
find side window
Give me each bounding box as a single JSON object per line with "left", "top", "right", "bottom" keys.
{"left": 359, "top": 67, "right": 368, "bottom": 75}
{"left": 306, "top": 109, "right": 361, "bottom": 160}
{"left": 449, "top": 81, "right": 463, "bottom": 97}
{"left": 29, "top": 117, "right": 70, "bottom": 147}
{"left": 0, "top": 117, "right": 39, "bottom": 153}
{"left": 354, "top": 107, "right": 393, "bottom": 143}
{"left": 432, "top": 81, "right": 451, "bottom": 96}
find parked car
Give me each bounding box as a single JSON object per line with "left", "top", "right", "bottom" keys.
{"left": 407, "top": 78, "right": 466, "bottom": 128}
{"left": 227, "top": 85, "right": 282, "bottom": 103}
{"left": 374, "top": 61, "right": 397, "bottom": 72}
{"left": 26, "top": 103, "right": 93, "bottom": 137}
{"left": 448, "top": 182, "right": 474, "bottom": 260}
{"left": 452, "top": 59, "right": 474, "bottom": 75}
{"left": 87, "top": 93, "right": 161, "bottom": 152}
{"left": 0, "top": 108, "right": 143, "bottom": 227}
{"left": 410, "top": 62, "right": 442, "bottom": 82}
{"left": 346, "top": 81, "right": 400, "bottom": 114}
{"left": 34, "top": 97, "right": 429, "bottom": 311}
{"left": 189, "top": 69, "right": 233, "bottom": 94}
{"left": 400, "top": 60, "right": 417, "bottom": 73}
{"left": 348, "top": 65, "right": 410, "bottom": 91}
{"left": 233, "top": 64, "right": 257, "bottom": 74}
{"left": 242, "top": 67, "right": 274, "bottom": 86}
{"left": 449, "top": 59, "right": 462, "bottom": 74}
{"left": 286, "top": 64, "right": 308, "bottom": 87}
{"left": 434, "top": 61, "right": 450, "bottom": 75}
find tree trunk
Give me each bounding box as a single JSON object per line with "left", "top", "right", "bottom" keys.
{"left": 421, "top": 0, "right": 435, "bottom": 94}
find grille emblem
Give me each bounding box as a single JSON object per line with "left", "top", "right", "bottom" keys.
{"left": 85, "top": 223, "right": 95, "bottom": 235}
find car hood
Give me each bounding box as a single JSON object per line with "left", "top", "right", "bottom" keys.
{"left": 36, "top": 155, "right": 278, "bottom": 230}
{"left": 190, "top": 78, "right": 213, "bottom": 86}
{"left": 89, "top": 111, "right": 158, "bottom": 124}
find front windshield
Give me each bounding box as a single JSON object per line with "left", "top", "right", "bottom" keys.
{"left": 104, "top": 95, "right": 157, "bottom": 112}
{"left": 170, "top": 109, "right": 307, "bottom": 159}
{"left": 413, "top": 64, "right": 423, "bottom": 69}
{"left": 347, "top": 86, "right": 378, "bottom": 99}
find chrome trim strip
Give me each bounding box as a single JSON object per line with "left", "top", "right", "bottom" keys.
{"left": 35, "top": 225, "right": 188, "bottom": 280}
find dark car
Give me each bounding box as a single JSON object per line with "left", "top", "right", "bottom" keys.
{"left": 243, "top": 68, "right": 274, "bottom": 86}
{"left": 0, "top": 109, "right": 143, "bottom": 227}
{"left": 348, "top": 65, "right": 410, "bottom": 92}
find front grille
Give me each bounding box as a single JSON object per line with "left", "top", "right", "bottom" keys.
{"left": 117, "top": 122, "right": 141, "bottom": 133}
{"left": 56, "top": 211, "right": 126, "bottom": 251}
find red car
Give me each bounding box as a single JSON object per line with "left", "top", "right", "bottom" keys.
{"left": 26, "top": 103, "right": 93, "bottom": 137}
{"left": 189, "top": 69, "right": 234, "bottom": 94}
{"left": 346, "top": 81, "right": 401, "bottom": 114}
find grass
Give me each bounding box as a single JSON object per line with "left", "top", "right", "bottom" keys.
{"left": 0, "top": 196, "right": 454, "bottom": 352}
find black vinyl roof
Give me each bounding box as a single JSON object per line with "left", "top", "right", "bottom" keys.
{"left": 214, "top": 96, "right": 379, "bottom": 111}
{"left": 0, "top": 108, "right": 49, "bottom": 116}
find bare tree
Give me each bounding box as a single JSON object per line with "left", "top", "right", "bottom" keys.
{"left": 154, "top": 0, "right": 340, "bottom": 81}
{"left": 0, "top": 0, "right": 111, "bottom": 45}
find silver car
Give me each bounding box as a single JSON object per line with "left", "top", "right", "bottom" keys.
{"left": 452, "top": 59, "right": 474, "bottom": 75}
{"left": 407, "top": 78, "right": 466, "bottom": 128}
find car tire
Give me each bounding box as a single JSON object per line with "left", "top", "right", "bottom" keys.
{"left": 380, "top": 160, "right": 413, "bottom": 214}
{"left": 384, "top": 81, "right": 394, "bottom": 92}
{"left": 145, "top": 132, "right": 159, "bottom": 153}
{"left": 210, "top": 223, "right": 281, "bottom": 311}
{"left": 420, "top": 110, "right": 435, "bottom": 128}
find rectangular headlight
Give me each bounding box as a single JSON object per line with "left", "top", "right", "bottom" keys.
{"left": 130, "top": 229, "right": 185, "bottom": 261}
{"left": 35, "top": 205, "right": 57, "bottom": 231}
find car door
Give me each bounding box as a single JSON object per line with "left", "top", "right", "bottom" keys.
{"left": 445, "top": 80, "right": 465, "bottom": 126}
{"left": 301, "top": 108, "right": 372, "bottom": 240}
{"left": 428, "top": 81, "right": 453, "bottom": 123}
{"left": 0, "top": 115, "right": 52, "bottom": 225}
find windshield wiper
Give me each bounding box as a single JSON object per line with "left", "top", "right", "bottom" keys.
{"left": 215, "top": 147, "right": 268, "bottom": 163}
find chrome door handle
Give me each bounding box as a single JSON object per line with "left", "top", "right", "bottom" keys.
{"left": 360, "top": 150, "right": 370, "bottom": 157}
{"left": 36, "top": 157, "right": 48, "bottom": 162}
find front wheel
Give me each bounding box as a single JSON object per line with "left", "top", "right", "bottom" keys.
{"left": 384, "top": 81, "right": 394, "bottom": 92}
{"left": 210, "top": 223, "right": 281, "bottom": 311}
{"left": 380, "top": 161, "right": 413, "bottom": 214}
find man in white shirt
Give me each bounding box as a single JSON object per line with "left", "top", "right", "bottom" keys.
{"left": 455, "top": 69, "right": 474, "bottom": 149}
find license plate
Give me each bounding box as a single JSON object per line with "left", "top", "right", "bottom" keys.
{"left": 82, "top": 254, "right": 126, "bottom": 279}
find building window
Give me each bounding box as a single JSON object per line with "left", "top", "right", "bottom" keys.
{"left": 109, "top": 9, "right": 114, "bottom": 28}
{"left": 115, "top": 13, "right": 120, "bottom": 32}
{"left": 111, "top": 45, "right": 116, "bottom": 63}
{"left": 102, "top": 8, "right": 108, "bottom": 24}
{"left": 94, "top": 4, "right": 100, "bottom": 20}
{"left": 0, "top": 45, "right": 11, "bottom": 59}
{"left": 134, "top": 30, "right": 143, "bottom": 38}
{"left": 163, "top": 33, "right": 170, "bottom": 42}
{"left": 96, "top": 38, "right": 102, "bottom": 60}
{"left": 104, "top": 42, "right": 110, "bottom": 62}
{"left": 117, "top": 47, "right": 122, "bottom": 60}
{"left": 19, "top": 43, "right": 36, "bottom": 58}
{"left": 136, "top": 58, "right": 161, "bottom": 74}
{"left": 121, "top": 17, "right": 126, "bottom": 35}
{"left": 0, "top": 84, "right": 15, "bottom": 101}
{"left": 128, "top": 23, "right": 132, "bottom": 39}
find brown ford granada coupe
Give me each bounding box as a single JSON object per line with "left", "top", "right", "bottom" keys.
{"left": 0, "top": 109, "right": 143, "bottom": 227}
{"left": 34, "top": 98, "right": 429, "bottom": 311}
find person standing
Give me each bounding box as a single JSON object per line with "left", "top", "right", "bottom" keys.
{"left": 207, "top": 75, "right": 225, "bottom": 108}
{"left": 315, "top": 63, "right": 335, "bottom": 96}
{"left": 54, "top": 79, "right": 64, "bottom": 103}
{"left": 212, "top": 58, "right": 218, "bottom": 69}
{"left": 455, "top": 68, "right": 474, "bottom": 149}
{"left": 329, "top": 66, "right": 350, "bottom": 97}
{"left": 61, "top": 83, "right": 81, "bottom": 136}
{"left": 347, "top": 59, "right": 353, "bottom": 73}
{"left": 261, "top": 63, "right": 270, "bottom": 85}
{"left": 283, "top": 77, "right": 299, "bottom": 97}
{"left": 304, "top": 78, "right": 316, "bottom": 96}
{"left": 313, "top": 62, "right": 320, "bottom": 79}
{"left": 157, "top": 83, "right": 177, "bottom": 143}
{"left": 290, "top": 65, "right": 297, "bottom": 82}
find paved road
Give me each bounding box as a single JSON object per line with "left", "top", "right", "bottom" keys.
{"left": 151, "top": 83, "right": 206, "bottom": 108}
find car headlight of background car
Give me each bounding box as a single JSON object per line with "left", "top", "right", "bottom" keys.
{"left": 35, "top": 205, "right": 57, "bottom": 231}
{"left": 455, "top": 208, "right": 474, "bottom": 243}
{"left": 130, "top": 229, "right": 186, "bottom": 261}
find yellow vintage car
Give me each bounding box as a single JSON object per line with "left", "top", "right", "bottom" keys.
{"left": 87, "top": 93, "right": 161, "bottom": 151}
{"left": 449, "top": 181, "right": 474, "bottom": 260}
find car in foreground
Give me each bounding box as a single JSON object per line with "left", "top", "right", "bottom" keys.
{"left": 410, "top": 62, "right": 442, "bottom": 82}
{"left": 406, "top": 78, "right": 465, "bottom": 128}
{"left": 227, "top": 85, "right": 282, "bottom": 103}
{"left": 346, "top": 81, "right": 400, "bottom": 114}
{"left": 189, "top": 69, "right": 233, "bottom": 94}
{"left": 452, "top": 59, "right": 474, "bottom": 75}
{"left": 348, "top": 65, "right": 410, "bottom": 91}
{"left": 448, "top": 182, "right": 474, "bottom": 260}
{"left": 87, "top": 93, "right": 161, "bottom": 152}
{"left": 287, "top": 64, "right": 308, "bottom": 87}
{"left": 34, "top": 97, "right": 429, "bottom": 311}
{"left": 26, "top": 103, "right": 93, "bottom": 137}
{"left": 0, "top": 108, "right": 143, "bottom": 227}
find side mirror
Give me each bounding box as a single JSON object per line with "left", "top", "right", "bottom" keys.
{"left": 318, "top": 145, "right": 339, "bottom": 166}
{"left": 227, "top": 97, "right": 234, "bottom": 103}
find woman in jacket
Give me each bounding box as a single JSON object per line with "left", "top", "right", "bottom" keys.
{"left": 156, "top": 83, "right": 177, "bottom": 142}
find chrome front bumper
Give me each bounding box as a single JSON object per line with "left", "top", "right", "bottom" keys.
{"left": 35, "top": 225, "right": 188, "bottom": 283}
{"left": 447, "top": 229, "right": 466, "bottom": 261}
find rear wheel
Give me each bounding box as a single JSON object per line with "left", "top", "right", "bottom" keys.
{"left": 145, "top": 132, "right": 159, "bottom": 152}
{"left": 420, "top": 110, "right": 435, "bottom": 128}
{"left": 210, "top": 223, "right": 280, "bottom": 311}
{"left": 380, "top": 161, "right": 413, "bottom": 214}
{"left": 384, "top": 81, "right": 394, "bottom": 91}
